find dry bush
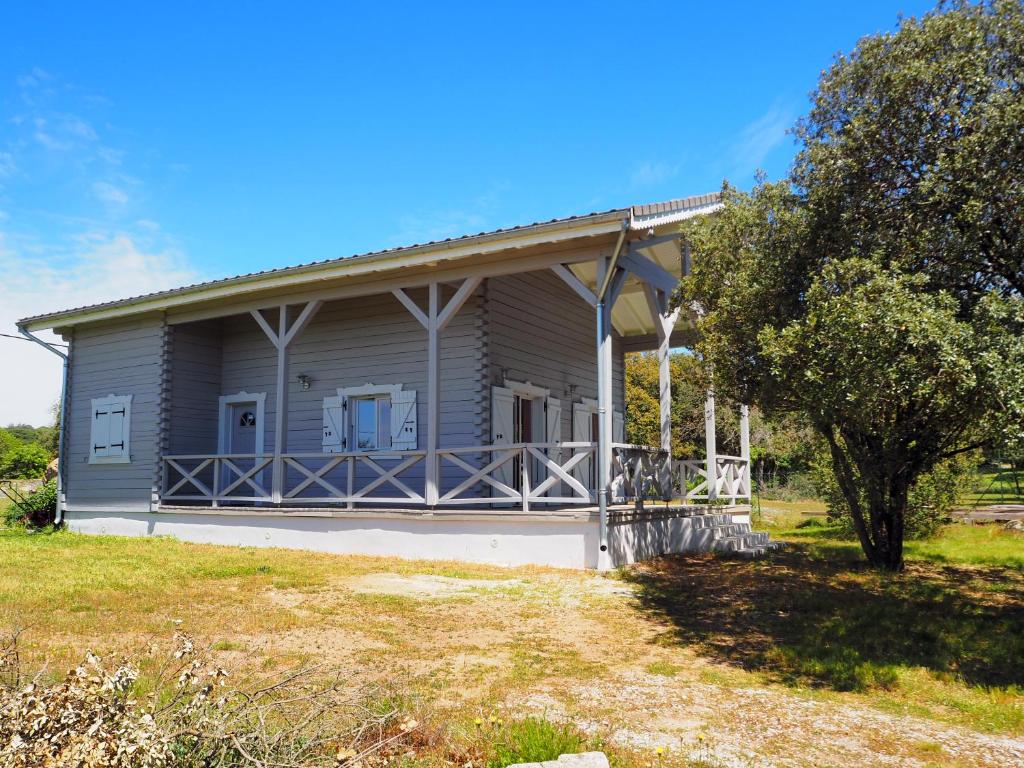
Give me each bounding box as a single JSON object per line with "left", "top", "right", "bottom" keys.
{"left": 0, "top": 629, "right": 420, "bottom": 768}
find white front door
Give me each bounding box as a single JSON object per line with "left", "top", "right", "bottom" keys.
{"left": 218, "top": 395, "right": 265, "bottom": 499}
{"left": 227, "top": 402, "right": 259, "bottom": 455}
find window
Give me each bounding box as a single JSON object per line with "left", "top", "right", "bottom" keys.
{"left": 353, "top": 395, "right": 392, "bottom": 450}
{"left": 89, "top": 394, "right": 132, "bottom": 464}
{"left": 323, "top": 384, "right": 417, "bottom": 453}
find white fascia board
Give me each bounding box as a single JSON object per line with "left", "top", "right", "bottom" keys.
{"left": 628, "top": 200, "right": 723, "bottom": 230}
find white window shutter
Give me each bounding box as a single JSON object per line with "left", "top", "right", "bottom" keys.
{"left": 390, "top": 389, "right": 418, "bottom": 451}
{"left": 91, "top": 405, "right": 110, "bottom": 459}
{"left": 571, "top": 402, "right": 590, "bottom": 488}
{"left": 545, "top": 396, "right": 562, "bottom": 460}
{"left": 322, "top": 395, "right": 345, "bottom": 453}
{"left": 543, "top": 396, "right": 563, "bottom": 496}
{"left": 89, "top": 394, "right": 131, "bottom": 464}
{"left": 491, "top": 386, "right": 515, "bottom": 488}
{"left": 614, "top": 410, "right": 625, "bottom": 444}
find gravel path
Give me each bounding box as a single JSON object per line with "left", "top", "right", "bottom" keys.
{"left": 517, "top": 670, "right": 1024, "bottom": 768}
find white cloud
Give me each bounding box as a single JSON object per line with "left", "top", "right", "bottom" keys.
{"left": 387, "top": 183, "right": 510, "bottom": 246}
{"left": 93, "top": 180, "right": 129, "bottom": 205}
{"left": 630, "top": 160, "right": 680, "bottom": 188}
{"left": 0, "top": 230, "right": 201, "bottom": 426}
{"left": 0, "top": 151, "right": 15, "bottom": 179}
{"left": 730, "top": 100, "right": 796, "bottom": 181}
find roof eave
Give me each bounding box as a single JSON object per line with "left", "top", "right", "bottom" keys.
{"left": 19, "top": 208, "right": 630, "bottom": 331}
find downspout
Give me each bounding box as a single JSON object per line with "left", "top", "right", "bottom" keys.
{"left": 595, "top": 212, "right": 633, "bottom": 568}
{"left": 18, "top": 326, "right": 69, "bottom": 525}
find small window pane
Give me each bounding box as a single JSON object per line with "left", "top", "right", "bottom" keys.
{"left": 378, "top": 398, "right": 392, "bottom": 449}
{"left": 355, "top": 399, "right": 377, "bottom": 450}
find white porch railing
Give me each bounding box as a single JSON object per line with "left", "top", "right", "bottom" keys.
{"left": 161, "top": 446, "right": 752, "bottom": 508}
{"left": 163, "top": 454, "right": 274, "bottom": 506}
{"left": 437, "top": 442, "right": 595, "bottom": 511}
{"left": 162, "top": 451, "right": 427, "bottom": 506}
{"left": 611, "top": 444, "right": 673, "bottom": 502}
{"left": 676, "top": 455, "right": 751, "bottom": 502}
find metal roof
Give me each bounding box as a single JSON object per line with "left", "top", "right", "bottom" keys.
{"left": 18, "top": 192, "right": 720, "bottom": 330}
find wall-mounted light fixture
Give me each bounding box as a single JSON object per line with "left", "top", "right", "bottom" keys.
{"left": 297, "top": 374, "right": 312, "bottom": 390}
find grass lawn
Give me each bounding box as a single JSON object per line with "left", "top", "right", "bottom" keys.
{"left": 961, "top": 465, "right": 1024, "bottom": 507}
{"left": 1, "top": 524, "right": 1023, "bottom": 767}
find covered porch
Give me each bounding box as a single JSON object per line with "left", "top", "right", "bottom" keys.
{"left": 150, "top": 195, "right": 752, "bottom": 567}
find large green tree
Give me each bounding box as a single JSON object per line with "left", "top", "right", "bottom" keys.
{"left": 683, "top": 0, "right": 1024, "bottom": 570}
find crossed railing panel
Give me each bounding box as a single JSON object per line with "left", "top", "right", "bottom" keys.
{"left": 163, "top": 454, "right": 273, "bottom": 505}
{"left": 281, "top": 451, "right": 426, "bottom": 505}
{"left": 675, "top": 455, "right": 751, "bottom": 502}
{"left": 437, "top": 442, "right": 595, "bottom": 511}
{"left": 611, "top": 444, "right": 673, "bottom": 502}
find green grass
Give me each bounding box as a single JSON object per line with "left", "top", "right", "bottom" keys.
{"left": 961, "top": 465, "right": 1024, "bottom": 506}
{"left": 485, "top": 717, "right": 588, "bottom": 768}
{"left": 2, "top": 521, "right": 1023, "bottom": 747}
{"left": 624, "top": 522, "right": 1024, "bottom": 733}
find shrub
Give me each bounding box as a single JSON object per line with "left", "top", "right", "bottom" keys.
{"left": 758, "top": 471, "right": 820, "bottom": 501}
{"left": 487, "top": 718, "right": 586, "bottom": 768}
{"left": 814, "top": 451, "right": 977, "bottom": 539}
{"left": 6, "top": 479, "right": 57, "bottom": 528}
{"left": 0, "top": 630, "right": 417, "bottom": 768}
{"left": 0, "top": 442, "right": 49, "bottom": 480}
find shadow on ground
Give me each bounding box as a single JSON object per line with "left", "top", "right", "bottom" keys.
{"left": 622, "top": 541, "right": 1024, "bottom": 692}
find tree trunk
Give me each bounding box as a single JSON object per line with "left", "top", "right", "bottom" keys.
{"left": 824, "top": 428, "right": 909, "bottom": 571}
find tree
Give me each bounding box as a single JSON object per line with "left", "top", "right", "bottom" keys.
{"left": 682, "top": 0, "right": 1024, "bottom": 570}
{"left": 0, "top": 442, "right": 50, "bottom": 479}
{"left": 625, "top": 352, "right": 817, "bottom": 489}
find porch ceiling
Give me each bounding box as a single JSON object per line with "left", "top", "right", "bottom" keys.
{"left": 567, "top": 235, "right": 697, "bottom": 341}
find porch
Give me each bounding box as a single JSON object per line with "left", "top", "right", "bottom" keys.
{"left": 159, "top": 443, "right": 753, "bottom": 510}
{"left": 141, "top": 194, "right": 754, "bottom": 567}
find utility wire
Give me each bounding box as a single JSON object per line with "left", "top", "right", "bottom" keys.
{"left": 0, "top": 332, "right": 69, "bottom": 348}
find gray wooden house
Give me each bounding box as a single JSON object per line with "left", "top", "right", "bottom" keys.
{"left": 18, "top": 193, "right": 763, "bottom": 569}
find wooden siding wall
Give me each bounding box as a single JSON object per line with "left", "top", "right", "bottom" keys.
{"left": 212, "top": 288, "right": 485, "bottom": 493}
{"left": 168, "top": 320, "right": 223, "bottom": 455}
{"left": 485, "top": 269, "right": 625, "bottom": 441}
{"left": 65, "top": 314, "right": 165, "bottom": 512}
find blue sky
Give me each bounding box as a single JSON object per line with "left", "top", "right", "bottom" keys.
{"left": 0, "top": 1, "right": 934, "bottom": 425}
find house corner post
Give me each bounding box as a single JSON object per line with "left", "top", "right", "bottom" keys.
{"left": 739, "top": 404, "right": 751, "bottom": 500}
{"left": 425, "top": 283, "right": 440, "bottom": 507}
{"left": 704, "top": 388, "right": 718, "bottom": 502}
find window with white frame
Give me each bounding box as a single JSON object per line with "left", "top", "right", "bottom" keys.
{"left": 89, "top": 394, "right": 132, "bottom": 464}
{"left": 323, "top": 384, "right": 417, "bottom": 453}
{"left": 353, "top": 395, "right": 392, "bottom": 450}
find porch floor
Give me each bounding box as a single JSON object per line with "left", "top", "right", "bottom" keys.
{"left": 155, "top": 502, "right": 753, "bottom": 522}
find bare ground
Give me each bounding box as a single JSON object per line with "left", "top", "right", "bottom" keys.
{"left": 253, "top": 569, "right": 1024, "bottom": 768}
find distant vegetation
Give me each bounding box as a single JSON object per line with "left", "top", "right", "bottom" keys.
{"left": 0, "top": 421, "right": 55, "bottom": 480}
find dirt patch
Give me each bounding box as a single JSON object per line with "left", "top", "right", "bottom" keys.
{"left": 347, "top": 573, "right": 522, "bottom": 598}
{"left": 516, "top": 671, "right": 1024, "bottom": 768}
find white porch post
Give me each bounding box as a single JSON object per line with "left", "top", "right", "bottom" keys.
{"left": 705, "top": 388, "right": 718, "bottom": 502}
{"left": 425, "top": 283, "right": 440, "bottom": 506}
{"left": 642, "top": 284, "right": 680, "bottom": 501}
{"left": 273, "top": 305, "right": 289, "bottom": 504}
{"left": 595, "top": 257, "right": 627, "bottom": 571}
{"left": 739, "top": 403, "right": 751, "bottom": 499}
{"left": 250, "top": 300, "right": 322, "bottom": 505}
{"left": 392, "top": 278, "right": 481, "bottom": 508}
{"left": 596, "top": 297, "right": 613, "bottom": 566}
